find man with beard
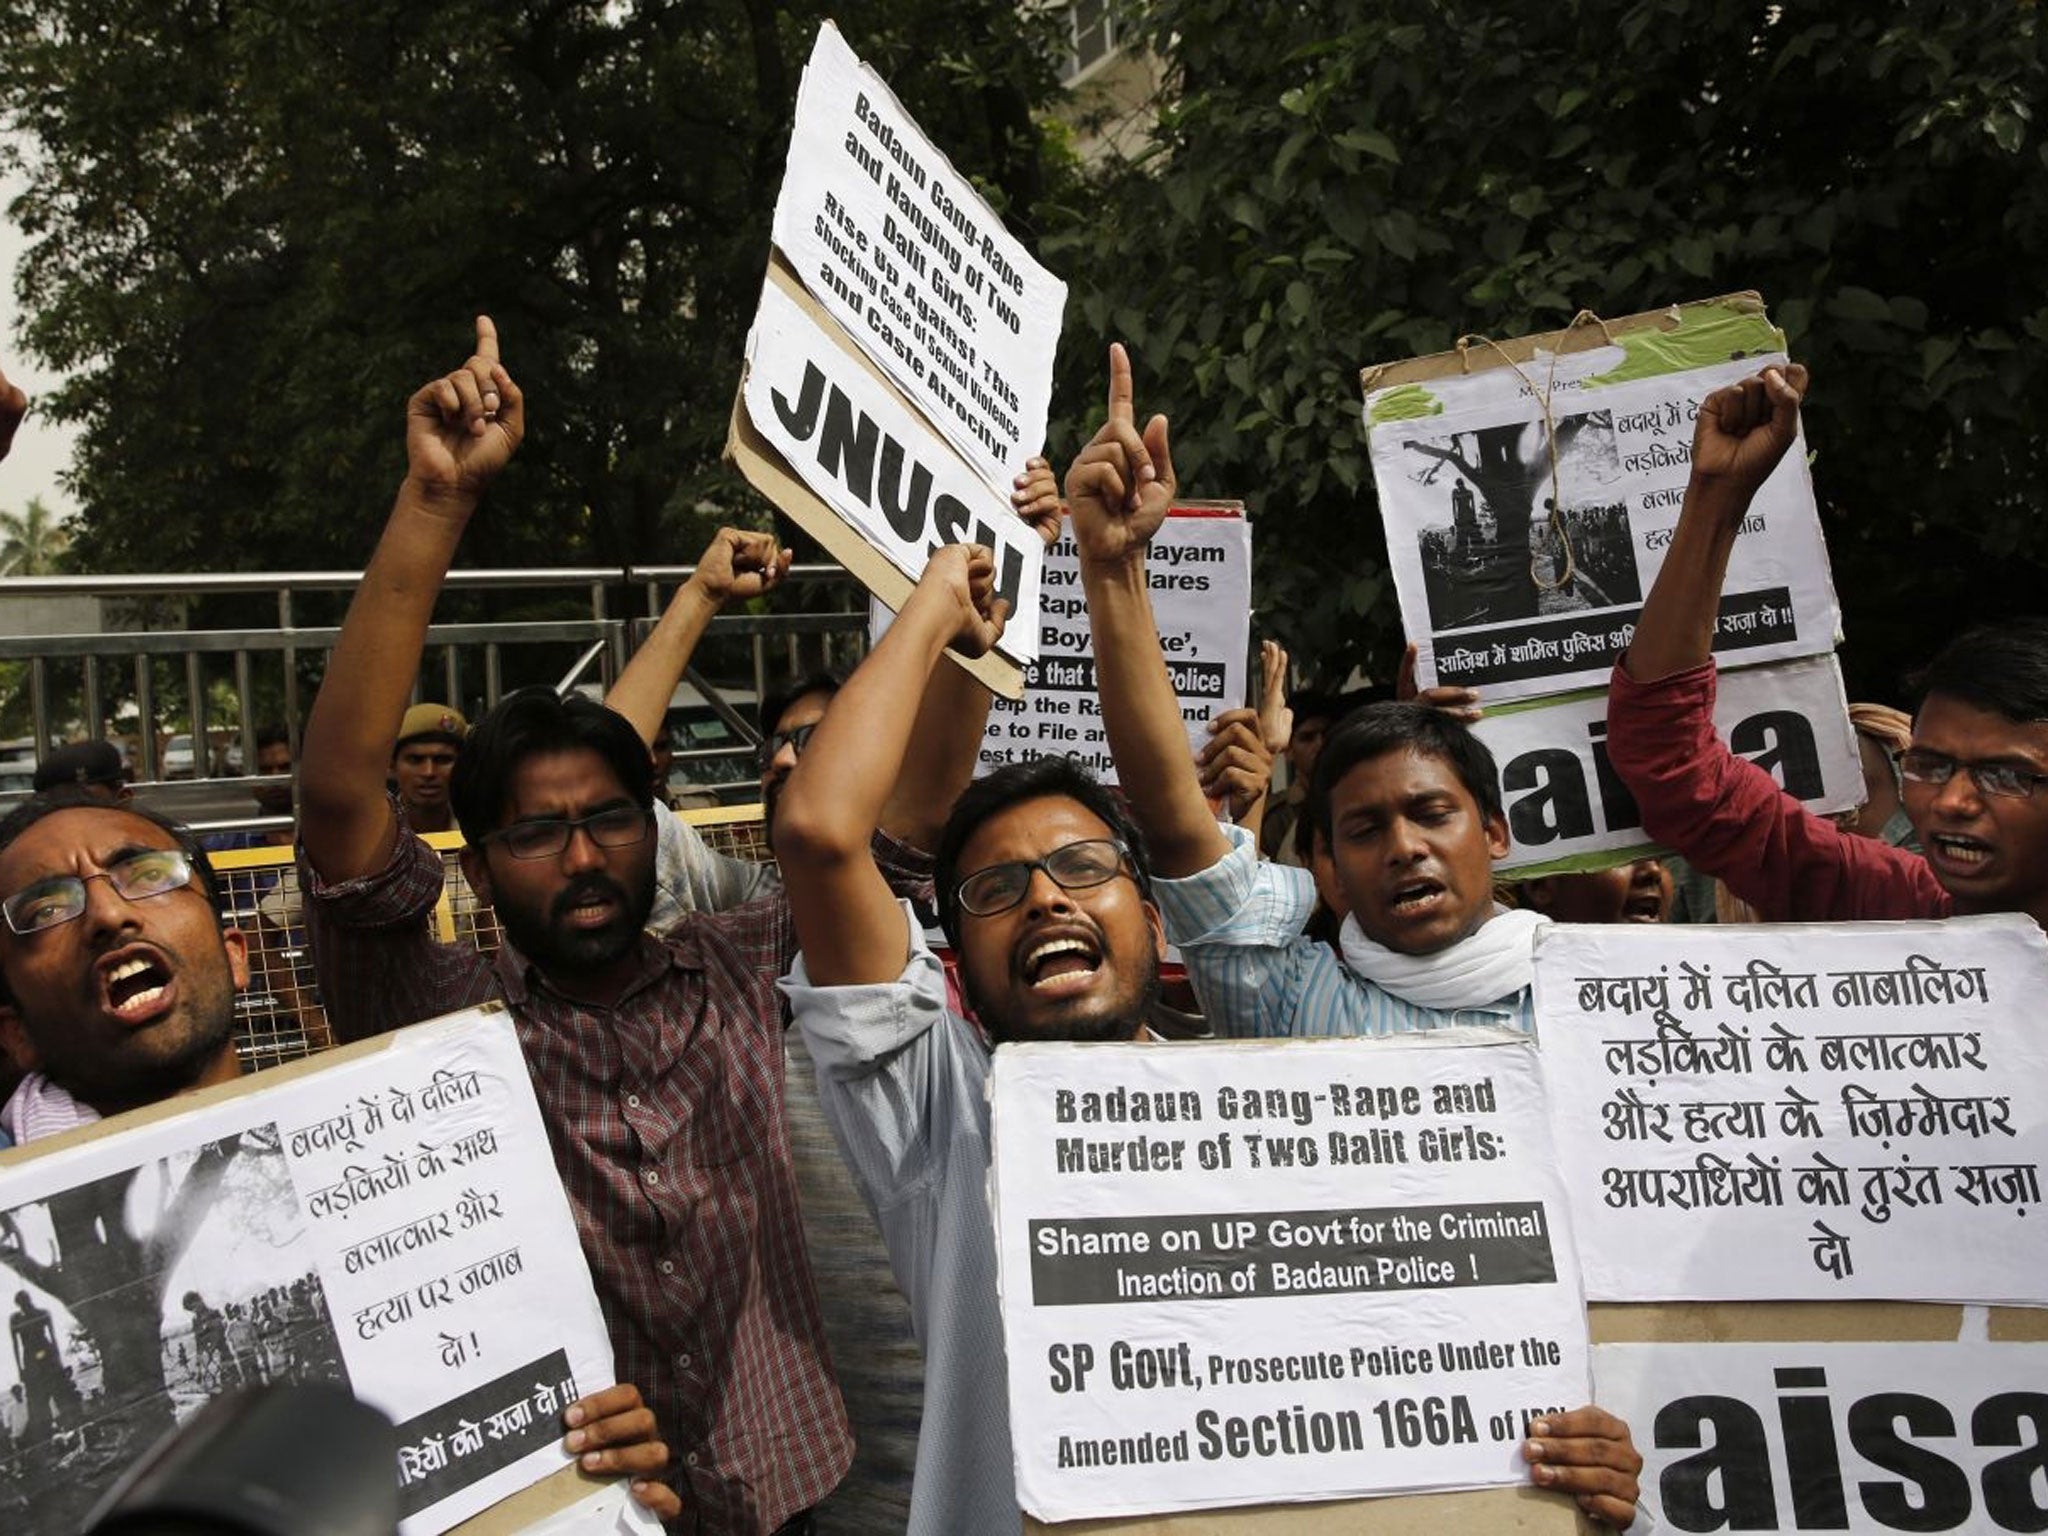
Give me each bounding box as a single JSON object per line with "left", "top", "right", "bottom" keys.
{"left": 772, "top": 547, "right": 1643, "bottom": 1532}
{"left": 0, "top": 791, "right": 678, "bottom": 1509}
{"left": 294, "top": 318, "right": 991, "bottom": 1535}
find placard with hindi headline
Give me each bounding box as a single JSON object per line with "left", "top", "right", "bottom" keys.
{"left": 988, "top": 1033, "right": 1591, "bottom": 1522}
{"left": 1533, "top": 915, "right": 2048, "bottom": 1303}
{"left": 0, "top": 1006, "right": 614, "bottom": 1535}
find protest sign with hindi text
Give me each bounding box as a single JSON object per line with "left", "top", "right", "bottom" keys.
{"left": 1533, "top": 916, "right": 2048, "bottom": 1303}
{"left": 988, "top": 1033, "right": 1591, "bottom": 1522}
{"left": 1363, "top": 299, "right": 1839, "bottom": 703}
{"left": 0, "top": 1007, "right": 613, "bottom": 1535}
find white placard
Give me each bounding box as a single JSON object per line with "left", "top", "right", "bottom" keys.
{"left": 1366, "top": 352, "right": 1840, "bottom": 702}
{"left": 772, "top": 22, "right": 1066, "bottom": 499}
{"left": 1476, "top": 654, "right": 1861, "bottom": 874}
{"left": 1533, "top": 915, "right": 2048, "bottom": 1303}
{"left": 988, "top": 1033, "right": 1592, "bottom": 1522}
{"left": 981, "top": 509, "right": 1251, "bottom": 782}
{"left": 1595, "top": 1341, "right": 2048, "bottom": 1535}
{"left": 744, "top": 275, "right": 1044, "bottom": 665}
{"left": 0, "top": 1009, "right": 614, "bottom": 1535}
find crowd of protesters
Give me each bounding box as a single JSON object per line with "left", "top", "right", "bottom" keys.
{"left": 0, "top": 314, "right": 2035, "bottom": 1536}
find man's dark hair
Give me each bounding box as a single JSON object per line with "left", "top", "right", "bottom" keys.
{"left": 759, "top": 670, "right": 846, "bottom": 738}
{"left": 1289, "top": 689, "right": 1343, "bottom": 730}
{"left": 1311, "top": 701, "right": 1503, "bottom": 839}
{"left": 933, "top": 756, "right": 1154, "bottom": 949}
{"left": 0, "top": 789, "right": 223, "bottom": 1006}
{"left": 1911, "top": 620, "right": 2048, "bottom": 724}
{"left": 255, "top": 724, "right": 291, "bottom": 753}
{"left": 448, "top": 687, "right": 653, "bottom": 845}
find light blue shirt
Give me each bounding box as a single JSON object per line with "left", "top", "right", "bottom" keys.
{"left": 780, "top": 903, "right": 1018, "bottom": 1536}
{"left": 1154, "top": 824, "right": 1534, "bottom": 1038}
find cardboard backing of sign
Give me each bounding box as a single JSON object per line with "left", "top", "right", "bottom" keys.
{"left": 1359, "top": 291, "right": 1770, "bottom": 395}
{"left": 1589, "top": 1301, "right": 2047, "bottom": 1346}
{"left": 0, "top": 1005, "right": 618, "bottom": 1534}
{"left": 726, "top": 256, "right": 1025, "bottom": 699}
{"left": 1023, "top": 1485, "right": 1594, "bottom": 1534}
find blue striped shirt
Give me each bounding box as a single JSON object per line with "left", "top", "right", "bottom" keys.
{"left": 1154, "top": 825, "right": 1535, "bottom": 1039}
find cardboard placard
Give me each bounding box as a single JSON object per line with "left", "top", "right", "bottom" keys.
{"left": 0, "top": 1007, "right": 615, "bottom": 1535}
{"left": 727, "top": 259, "right": 1026, "bottom": 698}
{"left": 1359, "top": 293, "right": 1840, "bottom": 704}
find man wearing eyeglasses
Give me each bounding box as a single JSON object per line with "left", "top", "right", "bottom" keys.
{"left": 291, "top": 320, "right": 1031, "bottom": 1536}
{"left": 1607, "top": 363, "right": 2048, "bottom": 930}
{"left": 0, "top": 792, "right": 246, "bottom": 1147}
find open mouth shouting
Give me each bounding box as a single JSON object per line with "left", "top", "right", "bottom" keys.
{"left": 1019, "top": 927, "right": 1104, "bottom": 996}
{"left": 98, "top": 945, "right": 178, "bottom": 1027}
{"left": 1926, "top": 831, "right": 1994, "bottom": 878}
{"left": 556, "top": 879, "right": 625, "bottom": 931}
{"left": 1386, "top": 877, "right": 1447, "bottom": 919}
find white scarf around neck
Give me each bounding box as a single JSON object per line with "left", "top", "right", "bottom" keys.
{"left": 1338, "top": 904, "right": 1549, "bottom": 1012}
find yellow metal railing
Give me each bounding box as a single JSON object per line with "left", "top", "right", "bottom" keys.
{"left": 207, "top": 805, "right": 771, "bottom": 1070}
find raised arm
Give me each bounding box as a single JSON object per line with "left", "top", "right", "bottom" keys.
{"left": 604, "top": 528, "right": 790, "bottom": 746}
{"left": 299, "top": 318, "right": 524, "bottom": 882}
{"left": 1623, "top": 364, "right": 1808, "bottom": 683}
{"left": 1071, "top": 345, "right": 1231, "bottom": 878}
{"left": 774, "top": 544, "right": 1008, "bottom": 985}
{"left": 879, "top": 454, "right": 1062, "bottom": 851}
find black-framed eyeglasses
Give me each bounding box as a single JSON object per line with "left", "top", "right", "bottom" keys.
{"left": 482, "top": 806, "right": 653, "bottom": 860}
{"left": 955, "top": 839, "right": 1132, "bottom": 917}
{"left": 3, "top": 848, "right": 196, "bottom": 935}
{"left": 1898, "top": 749, "right": 2048, "bottom": 801}
{"left": 761, "top": 721, "right": 819, "bottom": 769}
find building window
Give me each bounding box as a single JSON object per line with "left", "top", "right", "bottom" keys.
{"left": 1057, "top": 0, "right": 1118, "bottom": 84}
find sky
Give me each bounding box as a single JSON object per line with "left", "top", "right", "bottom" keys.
{"left": 2, "top": 156, "right": 81, "bottom": 522}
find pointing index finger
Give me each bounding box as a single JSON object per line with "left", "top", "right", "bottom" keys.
{"left": 1107, "top": 342, "right": 1134, "bottom": 428}
{"left": 474, "top": 314, "right": 500, "bottom": 366}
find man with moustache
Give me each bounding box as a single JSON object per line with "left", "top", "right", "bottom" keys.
{"left": 293, "top": 319, "right": 1004, "bottom": 1535}
{"left": 772, "top": 539, "right": 1643, "bottom": 1531}
{"left": 0, "top": 786, "right": 683, "bottom": 1512}
{"left": 1605, "top": 362, "right": 2048, "bottom": 931}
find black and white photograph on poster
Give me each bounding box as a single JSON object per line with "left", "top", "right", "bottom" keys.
{"left": 988, "top": 1032, "right": 1593, "bottom": 1523}
{"left": 1403, "top": 409, "right": 1640, "bottom": 631}
{"left": 1474, "top": 653, "right": 1861, "bottom": 874}
{"left": 0, "top": 1008, "right": 617, "bottom": 1534}
{"left": 1532, "top": 915, "right": 2048, "bottom": 1303}
{"left": 1367, "top": 350, "right": 1840, "bottom": 703}
{"left": 1594, "top": 1340, "right": 2048, "bottom": 1535}
{"left": 0, "top": 1127, "right": 347, "bottom": 1536}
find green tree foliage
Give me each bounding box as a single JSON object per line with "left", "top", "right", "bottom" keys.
{"left": 0, "top": 1, "right": 1071, "bottom": 576}
{"left": 1045, "top": 1, "right": 2048, "bottom": 696}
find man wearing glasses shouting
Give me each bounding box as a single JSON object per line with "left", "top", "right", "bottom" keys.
{"left": 1607, "top": 360, "right": 2048, "bottom": 930}
{"left": 292, "top": 319, "right": 1057, "bottom": 1535}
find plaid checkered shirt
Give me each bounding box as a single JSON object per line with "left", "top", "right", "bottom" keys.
{"left": 301, "top": 822, "right": 931, "bottom": 1534}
